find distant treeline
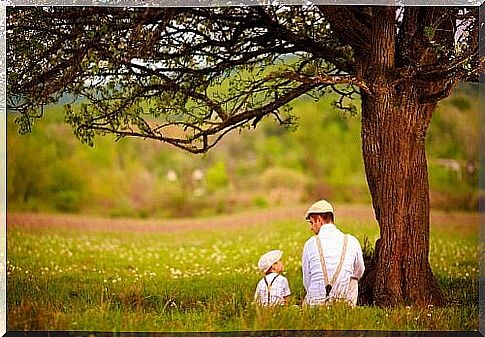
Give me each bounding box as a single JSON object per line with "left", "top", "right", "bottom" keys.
{"left": 7, "top": 84, "right": 479, "bottom": 217}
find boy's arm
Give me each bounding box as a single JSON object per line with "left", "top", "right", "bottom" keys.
{"left": 283, "top": 277, "right": 291, "bottom": 296}
{"left": 254, "top": 282, "right": 261, "bottom": 302}
{"left": 282, "top": 277, "right": 291, "bottom": 305}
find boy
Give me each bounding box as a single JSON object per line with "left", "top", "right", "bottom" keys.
{"left": 254, "top": 249, "right": 291, "bottom": 306}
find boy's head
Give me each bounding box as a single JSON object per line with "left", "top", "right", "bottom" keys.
{"left": 257, "top": 250, "right": 284, "bottom": 274}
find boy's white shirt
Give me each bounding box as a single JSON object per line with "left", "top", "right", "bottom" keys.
{"left": 254, "top": 272, "right": 291, "bottom": 305}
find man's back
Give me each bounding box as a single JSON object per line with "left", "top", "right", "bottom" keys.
{"left": 302, "top": 224, "right": 364, "bottom": 305}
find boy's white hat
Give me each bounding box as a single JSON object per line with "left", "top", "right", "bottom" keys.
{"left": 304, "top": 199, "right": 334, "bottom": 220}
{"left": 257, "top": 250, "right": 283, "bottom": 273}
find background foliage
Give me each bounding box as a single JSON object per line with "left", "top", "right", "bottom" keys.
{"left": 7, "top": 83, "right": 479, "bottom": 217}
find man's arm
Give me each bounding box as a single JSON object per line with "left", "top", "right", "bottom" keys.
{"left": 352, "top": 238, "right": 365, "bottom": 279}
{"left": 302, "top": 240, "right": 311, "bottom": 291}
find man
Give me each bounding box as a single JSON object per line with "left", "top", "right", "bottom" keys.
{"left": 302, "top": 199, "right": 365, "bottom": 306}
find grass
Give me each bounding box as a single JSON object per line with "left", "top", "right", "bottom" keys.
{"left": 7, "top": 212, "right": 479, "bottom": 331}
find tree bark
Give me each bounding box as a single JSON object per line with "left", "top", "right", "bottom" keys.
{"left": 360, "top": 88, "right": 445, "bottom": 307}
{"left": 358, "top": 7, "right": 445, "bottom": 307}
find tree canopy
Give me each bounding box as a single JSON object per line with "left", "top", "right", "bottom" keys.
{"left": 7, "top": 6, "right": 479, "bottom": 152}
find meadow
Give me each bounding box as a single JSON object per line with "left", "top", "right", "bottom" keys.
{"left": 7, "top": 207, "right": 479, "bottom": 332}
{"left": 6, "top": 82, "right": 479, "bottom": 332}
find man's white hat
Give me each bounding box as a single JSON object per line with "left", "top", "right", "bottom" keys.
{"left": 257, "top": 250, "right": 283, "bottom": 273}
{"left": 304, "top": 199, "right": 334, "bottom": 220}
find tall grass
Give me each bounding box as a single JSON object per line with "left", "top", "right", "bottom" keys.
{"left": 7, "top": 214, "right": 478, "bottom": 331}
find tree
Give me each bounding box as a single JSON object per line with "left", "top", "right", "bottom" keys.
{"left": 7, "top": 5, "right": 480, "bottom": 307}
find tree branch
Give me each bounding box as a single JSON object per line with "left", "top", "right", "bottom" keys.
{"left": 267, "top": 70, "right": 371, "bottom": 94}
{"left": 407, "top": 48, "right": 479, "bottom": 82}
{"left": 419, "top": 79, "right": 457, "bottom": 104}
{"left": 317, "top": 5, "right": 371, "bottom": 57}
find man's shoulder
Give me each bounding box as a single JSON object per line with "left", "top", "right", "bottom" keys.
{"left": 344, "top": 233, "right": 363, "bottom": 250}
{"left": 346, "top": 233, "right": 360, "bottom": 241}
{"left": 303, "top": 236, "right": 316, "bottom": 247}
{"left": 304, "top": 235, "right": 316, "bottom": 242}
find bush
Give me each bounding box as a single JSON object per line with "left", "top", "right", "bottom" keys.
{"left": 252, "top": 196, "right": 269, "bottom": 209}
{"left": 259, "top": 167, "right": 308, "bottom": 189}
{"left": 205, "top": 161, "right": 229, "bottom": 192}
{"left": 52, "top": 190, "right": 82, "bottom": 212}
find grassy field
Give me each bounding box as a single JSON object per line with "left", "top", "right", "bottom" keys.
{"left": 7, "top": 208, "right": 479, "bottom": 332}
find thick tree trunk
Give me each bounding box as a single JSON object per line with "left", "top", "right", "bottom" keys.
{"left": 360, "top": 88, "right": 445, "bottom": 307}
{"left": 358, "top": 7, "right": 445, "bottom": 307}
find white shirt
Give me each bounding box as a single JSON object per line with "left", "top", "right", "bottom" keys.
{"left": 302, "top": 224, "right": 364, "bottom": 305}
{"left": 254, "top": 272, "right": 291, "bottom": 306}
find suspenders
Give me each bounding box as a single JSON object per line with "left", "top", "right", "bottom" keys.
{"left": 263, "top": 274, "right": 280, "bottom": 303}
{"left": 315, "top": 234, "right": 349, "bottom": 298}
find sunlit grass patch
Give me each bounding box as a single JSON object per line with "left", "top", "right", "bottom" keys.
{"left": 7, "top": 215, "right": 478, "bottom": 331}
